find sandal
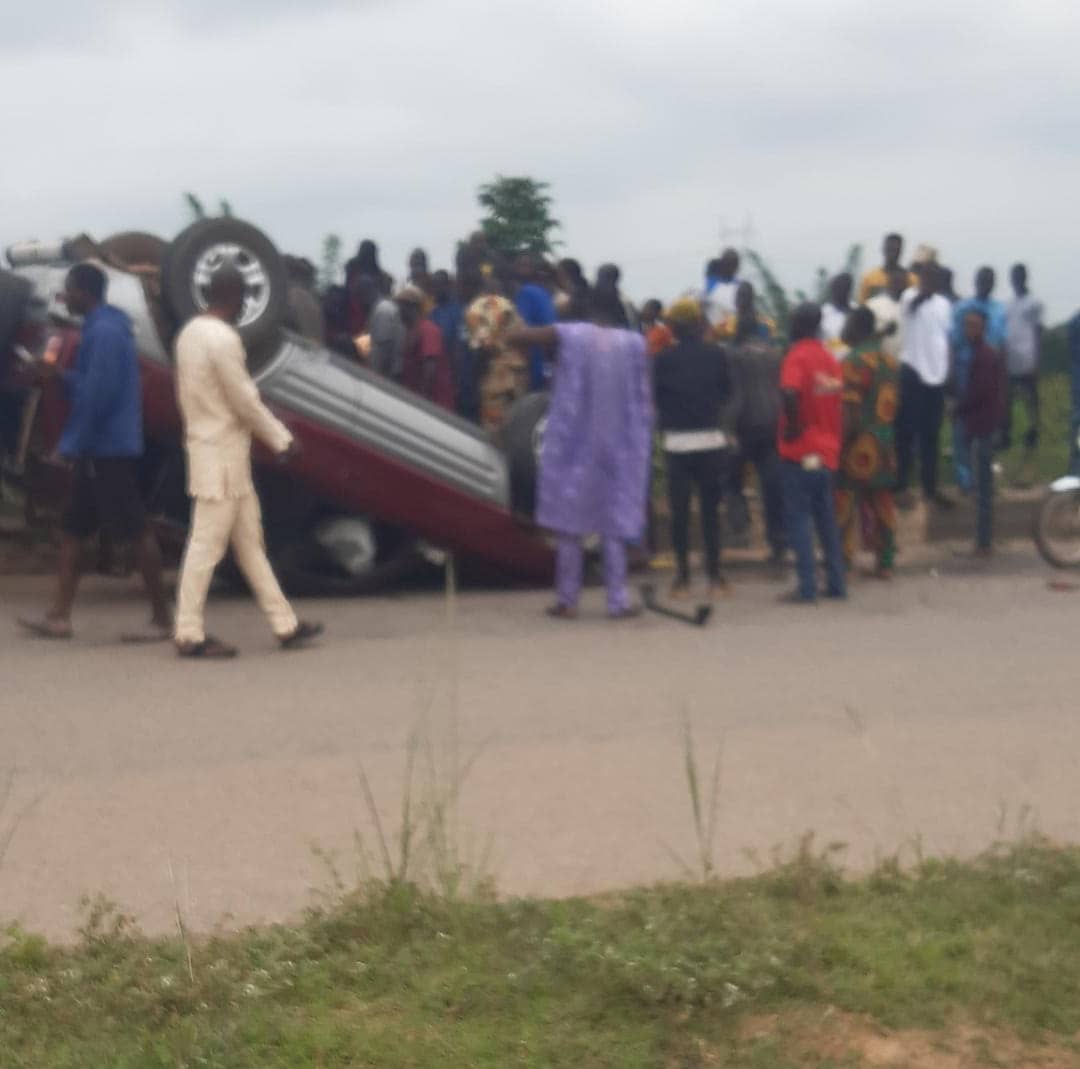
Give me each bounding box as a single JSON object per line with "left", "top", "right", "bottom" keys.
{"left": 176, "top": 636, "right": 238, "bottom": 659}
{"left": 279, "top": 621, "right": 324, "bottom": 650}
{"left": 18, "top": 616, "right": 73, "bottom": 640}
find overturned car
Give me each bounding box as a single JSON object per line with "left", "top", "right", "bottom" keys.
{"left": 0, "top": 217, "right": 553, "bottom": 594}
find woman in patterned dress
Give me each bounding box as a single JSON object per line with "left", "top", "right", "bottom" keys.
{"left": 464, "top": 273, "right": 528, "bottom": 431}
{"left": 836, "top": 306, "right": 901, "bottom": 578}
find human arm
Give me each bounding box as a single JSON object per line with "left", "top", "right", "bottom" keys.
{"left": 505, "top": 324, "right": 558, "bottom": 351}
{"left": 780, "top": 389, "right": 801, "bottom": 441}
{"left": 778, "top": 350, "right": 803, "bottom": 442}
{"left": 212, "top": 329, "right": 293, "bottom": 455}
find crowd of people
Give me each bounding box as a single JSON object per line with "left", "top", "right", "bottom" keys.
{"left": 306, "top": 230, "right": 1053, "bottom": 614}
{"left": 7, "top": 226, "right": 1068, "bottom": 638}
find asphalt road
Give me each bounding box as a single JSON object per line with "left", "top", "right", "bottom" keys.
{"left": 1, "top": 548, "right": 1078, "bottom": 939}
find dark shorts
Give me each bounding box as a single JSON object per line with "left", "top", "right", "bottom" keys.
{"left": 62, "top": 457, "right": 146, "bottom": 541}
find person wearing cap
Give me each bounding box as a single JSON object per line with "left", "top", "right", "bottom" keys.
{"left": 653, "top": 296, "right": 733, "bottom": 600}
{"left": 397, "top": 285, "right": 455, "bottom": 411}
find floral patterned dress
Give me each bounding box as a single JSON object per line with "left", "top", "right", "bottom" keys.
{"left": 464, "top": 295, "right": 527, "bottom": 431}
{"left": 836, "top": 340, "right": 900, "bottom": 571}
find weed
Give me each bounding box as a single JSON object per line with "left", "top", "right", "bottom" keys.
{"left": 663, "top": 712, "right": 723, "bottom": 883}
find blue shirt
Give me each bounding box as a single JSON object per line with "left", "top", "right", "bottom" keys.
{"left": 430, "top": 298, "right": 463, "bottom": 359}
{"left": 59, "top": 304, "right": 143, "bottom": 458}
{"left": 951, "top": 297, "right": 1007, "bottom": 392}
{"left": 515, "top": 283, "right": 557, "bottom": 391}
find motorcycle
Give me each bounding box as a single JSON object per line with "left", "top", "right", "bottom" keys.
{"left": 1033, "top": 429, "right": 1080, "bottom": 569}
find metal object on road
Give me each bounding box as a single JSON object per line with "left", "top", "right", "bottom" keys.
{"left": 640, "top": 583, "right": 712, "bottom": 627}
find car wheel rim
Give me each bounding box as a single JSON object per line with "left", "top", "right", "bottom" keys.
{"left": 190, "top": 243, "right": 271, "bottom": 328}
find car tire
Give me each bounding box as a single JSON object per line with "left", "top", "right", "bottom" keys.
{"left": 501, "top": 391, "right": 550, "bottom": 517}
{"left": 99, "top": 231, "right": 168, "bottom": 271}
{"left": 0, "top": 269, "right": 33, "bottom": 355}
{"left": 161, "top": 218, "right": 288, "bottom": 358}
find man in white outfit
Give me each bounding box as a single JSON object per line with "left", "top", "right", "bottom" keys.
{"left": 173, "top": 266, "right": 322, "bottom": 659}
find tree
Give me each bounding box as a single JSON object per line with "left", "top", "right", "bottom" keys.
{"left": 476, "top": 175, "right": 560, "bottom": 259}
{"left": 744, "top": 243, "right": 864, "bottom": 336}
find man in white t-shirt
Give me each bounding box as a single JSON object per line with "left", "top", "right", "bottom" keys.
{"left": 1003, "top": 263, "right": 1044, "bottom": 476}
{"left": 172, "top": 266, "right": 323, "bottom": 659}
{"left": 702, "top": 248, "right": 741, "bottom": 336}
{"left": 895, "top": 264, "right": 954, "bottom": 510}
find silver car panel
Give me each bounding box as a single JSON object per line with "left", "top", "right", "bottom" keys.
{"left": 257, "top": 335, "right": 510, "bottom": 507}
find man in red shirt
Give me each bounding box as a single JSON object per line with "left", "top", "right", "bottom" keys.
{"left": 777, "top": 303, "right": 847, "bottom": 603}
{"left": 396, "top": 287, "right": 455, "bottom": 410}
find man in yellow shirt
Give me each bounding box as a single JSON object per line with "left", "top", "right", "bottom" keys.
{"left": 859, "top": 233, "right": 917, "bottom": 303}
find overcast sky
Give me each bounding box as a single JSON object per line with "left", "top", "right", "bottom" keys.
{"left": 3, "top": 0, "right": 1077, "bottom": 319}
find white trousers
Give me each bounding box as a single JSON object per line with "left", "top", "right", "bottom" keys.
{"left": 174, "top": 493, "right": 297, "bottom": 644}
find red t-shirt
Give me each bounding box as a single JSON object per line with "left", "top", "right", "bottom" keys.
{"left": 777, "top": 338, "right": 842, "bottom": 469}
{"left": 402, "top": 319, "right": 455, "bottom": 411}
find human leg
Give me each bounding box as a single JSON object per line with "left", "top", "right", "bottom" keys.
{"left": 42, "top": 460, "right": 97, "bottom": 628}
{"left": 601, "top": 537, "right": 631, "bottom": 616}
{"left": 95, "top": 458, "right": 171, "bottom": 630}
{"left": 725, "top": 447, "right": 751, "bottom": 542}
{"left": 809, "top": 469, "right": 846, "bottom": 598}
{"left": 696, "top": 450, "right": 724, "bottom": 583}
{"left": 753, "top": 444, "right": 787, "bottom": 558}
{"left": 665, "top": 452, "right": 693, "bottom": 585}
{"left": 920, "top": 383, "right": 946, "bottom": 499}
{"left": 871, "top": 490, "right": 897, "bottom": 573}
{"left": 554, "top": 535, "right": 585, "bottom": 610}
{"left": 781, "top": 461, "right": 816, "bottom": 601}
{"left": 895, "top": 365, "right": 920, "bottom": 494}
{"left": 972, "top": 435, "right": 994, "bottom": 550}
{"left": 1020, "top": 375, "right": 1040, "bottom": 451}
{"left": 175, "top": 497, "right": 238, "bottom": 645}
{"left": 952, "top": 418, "right": 972, "bottom": 494}
{"left": 835, "top": 487, "right": 858, "bottom": 567}
{"left": 230, "top": 493, "right": 299, "bottom": 638}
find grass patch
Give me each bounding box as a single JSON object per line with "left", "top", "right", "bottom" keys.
{"left": 3, "top": 838, "right": 1080, "bottom": 1066}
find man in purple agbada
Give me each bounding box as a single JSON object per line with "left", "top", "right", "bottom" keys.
{"left": 510, "top": 281, "right": 653, "bottom": 618}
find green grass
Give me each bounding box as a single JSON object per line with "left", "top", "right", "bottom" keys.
{"left": 4, "top": 838, "right": 1080, "bottom": 1067}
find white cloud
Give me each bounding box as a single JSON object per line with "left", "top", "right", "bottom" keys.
{"left": 2, "top": 0, "right": 1078, "bottom": 317}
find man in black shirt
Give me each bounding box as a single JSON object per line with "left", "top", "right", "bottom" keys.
{"left": 653, "top": 297, "right": 733, "bottom": 600}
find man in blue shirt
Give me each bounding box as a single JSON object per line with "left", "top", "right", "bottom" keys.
{"left": 950, "top": 267, "right": 1007, "bottom": 492}
{"left": 19, "top": 263, "right": 171, "bottom": 641}
{"left": 512, "top": 253, "right": 557, "bottom": 391}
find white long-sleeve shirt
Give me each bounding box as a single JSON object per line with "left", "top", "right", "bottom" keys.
{"left": 174, "top": 315, "right": 293, "bottom": 500}
{"left": 899, "top": 289, "right": 952, "bottom": 387}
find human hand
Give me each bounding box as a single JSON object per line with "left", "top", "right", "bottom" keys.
{"left": 278, "top": 439, "right": 302, "bottom": 463}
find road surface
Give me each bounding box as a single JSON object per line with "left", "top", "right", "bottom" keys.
{"left": 1, "top": 548, "right": 1077, "bottom": 939}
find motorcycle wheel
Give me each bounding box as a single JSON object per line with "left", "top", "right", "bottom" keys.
{"left": 1033, "top": 487, "right": 1080, "bottom": 569}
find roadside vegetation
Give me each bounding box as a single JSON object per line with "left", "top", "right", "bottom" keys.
{"left": 3, "top": 835, "right": 1080, "bottom": 1067}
